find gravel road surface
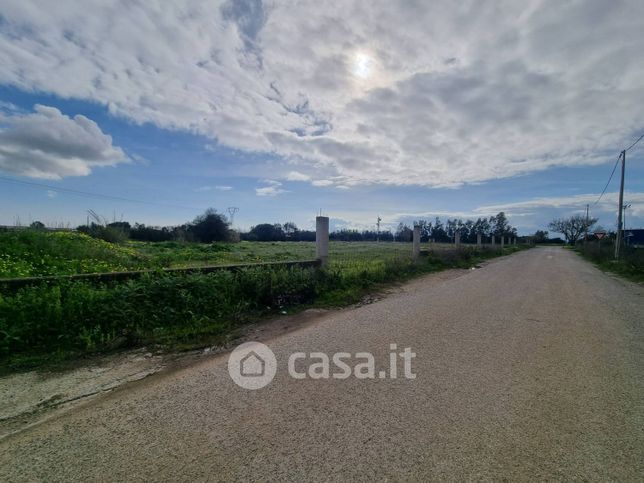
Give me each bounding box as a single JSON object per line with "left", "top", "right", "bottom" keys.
{"left": 1, "top": 247, "right": 642, "bottom": 481}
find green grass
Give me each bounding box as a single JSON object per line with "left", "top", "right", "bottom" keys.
{"left": 0, "top": 230, "right": 526, "bottom": 371}
{"left": 130, "top": 240, "right": 454, "bottom": 268}
{"left": 0, "top": 230, "right": 150, "bottom": 277}
{"left": 1, "top": 231, "right": 458, "bottom": 277}
{"left": 575, "top": 242, "right": 644, "bottom": 283}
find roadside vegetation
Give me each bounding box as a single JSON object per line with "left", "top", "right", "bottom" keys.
{"left": 546, "top": 214, "right": 642, "bottom": 283}
{"left": 575, "top": 241, "right": 643, "bottom": 283}
{"left": 0, "top": 229, "right": 525, "bottom": 371}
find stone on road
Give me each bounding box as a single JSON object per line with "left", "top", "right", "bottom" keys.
{"left": 1, "top": 247, "right": 643, "bottom": 480}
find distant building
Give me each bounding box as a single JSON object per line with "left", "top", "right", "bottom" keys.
{"left": 623, "top": 229, "right": 644, "bottom": 248}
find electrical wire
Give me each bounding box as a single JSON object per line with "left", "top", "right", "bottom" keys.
{"left": 625, "top": 132, "right": 644, "bottom": 152}
{"left": 0, "top": 175, "right": 201, "bottom": 211}
{"left": 592, "top": 151, "right": 621, "bottom": 206}
{"left": 593, "top": 132, "right": 643, "bottom": 206}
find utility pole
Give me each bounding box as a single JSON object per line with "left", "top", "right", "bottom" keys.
{"left": 614, "top": 150, "right": 626, "bottom": 260}
{"left": 376, "top": 216, "right": 381, "bottom": 242}
{"left": 585, "top": 204, "right": 589, "bottom": 244}
{"left": 227, "top": 207, "right": 239, "bottom": 228}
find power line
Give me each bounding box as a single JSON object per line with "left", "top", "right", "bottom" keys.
{"left": 592, "top": 131, "right": 642, "bottom": 206}
{"left": 0, "top": 175, "right": 201, "bottom": 211}
{"left": 625, "top": 132, "right": 644, "bottom": 152}
{"left": 593, "top": 152, "right": 621, "bottom": 206}
{"left": 227, "top": 207, "right": 239, "bottom": 227}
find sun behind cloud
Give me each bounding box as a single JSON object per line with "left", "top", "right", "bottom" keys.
{"left": 353, "top": 52, "right": 374, "bottom": 79}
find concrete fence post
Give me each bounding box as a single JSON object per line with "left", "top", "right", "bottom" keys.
{"left": 513, "top": 237, "right": 517, "bottom": 246}
{"left": 501, "top": 236, "right": 505, "bottom": 249}
{"left": 477, "top": 233, "right": 482, "bottom": 248}
{"left": 455, "top": 231, "right": 461, "bottom": 247}
{"left": 412, "top": 225, "right": 421, "bottom": 260}
{"left": 316, "top": 216, "right": 329, "bottom": 267}
{"left": 491, "top": 235, "right": 495, "bottom": 246}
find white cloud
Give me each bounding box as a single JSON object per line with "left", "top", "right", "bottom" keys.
{"left": 46, "top": 190, "right": 57, "bottom": 198}
{"left": 130, "top": 153, "right": 150, "bottom": 166}
{"left": 195, "top": 185, "right": 234, "bottom": 192}
{"left": 1, "top": 1, "right": 643, "bottom": 186}
{"left": 311, "top": 179, "right": 333, "bottom": 187}
{"left": 476, "top": 192, "right": 644, "bottom": 220}
{"left": 309, "top": 191, "right": 644, "bottom": 234}
{"left": 285, "top": 171, "right": 310, "bottom": 181}
{"left": 0, "top": 104, "right": 127, "bottom": 179}
{"left": 256, "top": 179, "right": 287, "bottom": 196}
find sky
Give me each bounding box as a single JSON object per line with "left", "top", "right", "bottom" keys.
{"left": 0, "top": 0, "right": 643, "bottom": 236}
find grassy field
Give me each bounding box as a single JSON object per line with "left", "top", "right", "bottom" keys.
{"left": 0, "top": 229, "right": 458, "bottom": 277}
{"left": 0, "top": 230, "right": 525, "bottom": 370}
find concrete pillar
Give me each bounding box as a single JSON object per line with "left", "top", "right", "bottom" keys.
{"left": 455, "top": 231, "right": 461, "bottom": 246}
{"left": 412, "top": 225, "right": 421, "bottom": 260}
{"left": 491, "top": 235, "right": 495, "bottom": 246}
{"left": 315, "top": 216, "right": 329, "bottom": 267}
{"left": 501, "top": 236, "right": 505, "bottom": 249}
{"left": 477, "top": 233, "right": 482, "bottom": 247}
{"left": 513, "top": 237, "right": 517, "bottom": 246}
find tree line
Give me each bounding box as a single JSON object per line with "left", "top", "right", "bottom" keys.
{"left": 69, "top": 209, "right": 518, "bottom": 244}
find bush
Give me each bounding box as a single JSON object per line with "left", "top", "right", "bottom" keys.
{"left": 78, "top": 224, "right": 129, "bottom": 244}
{"left": 576, "top": 241, "right": 643, "bottom": 282}
{"left": 188, "top": 209, "right": 231, "bottom": 243}
{"left": 0, "top": 266, "right": 323, "bottom": 357}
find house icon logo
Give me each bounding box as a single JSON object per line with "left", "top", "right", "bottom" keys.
{"left": 228, "top": 342, "right": 277, "bottom": 389}
{"left": 240, "top": 351, "right": 266, "bottom": 377}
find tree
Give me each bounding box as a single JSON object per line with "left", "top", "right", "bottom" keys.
{"left": 248, "top": 223, "right": 285, "bottom": 241}
{"left": 431, "top": 218, "right": 448, "bottom": 242}
{"left": 283, "top": 222, "right": 299, "bottom": 240}
{"left": 533, "top": 230, "right": 549, "bottom": 243}
{"left": 29, "top": 221, "right": 45, "bottom": 230}
{"left": 107, "top": 221, "right": 131, "bottom": 233}
{"left": 189, "top": 209, "right": 230, "bottom": 243}
{"left": 491, "top": 212, "right": 510, "bottom": 236}
{"left": 548, "top": 215, "right": 597, "bottom": 245}
{"left": 395, "top": 223, "right": 413, "bottom": 242}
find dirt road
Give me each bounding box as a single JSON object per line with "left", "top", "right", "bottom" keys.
{"left": 1, "top": 247, "right": 642, "bottom": 480}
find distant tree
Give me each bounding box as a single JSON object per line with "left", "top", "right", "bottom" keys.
{"left": 474, "top": 217, "right": 490, "bottom": 236}
{"left": 296, "top": 230, "right": 316, "bottom": 241}
{"left": 533, "top": 230, "right": 549, "bottom": 243}
{"left": 29, "top": 221, "right": 45, "bottom": 230}
{"left": 395, "top": 223, "right": 413, "bottom": 242}
{"left": 414, "top": 220, "right": 433, "bottom": 242}
{"left": 548, "top": 215, "right": 597, "bottom": 245}
{"left": 491, "top": 212, "right": 510, "bottom": 236}
{"left": 189, "top": 209, "right": 230, "bottom": 243}
{"left": 248, "top": 223, "right": 285, "bottom": 241}
{"left": 331, "top": 229, "right": 363, "bottom": 241}
{"left": 462, "top": 219, "right": 474, "bottom": 243}
{"left": 431, "top": 217, "right": 448, "bottom": 242}
{"left": 107, "top": 221, "right": 131, "bottom": 233}
{"left": 129, "top": 223, "right": 175, "bottom": 242}
{"left": 283, "top": 222, "right": 299, "bottom": 240}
